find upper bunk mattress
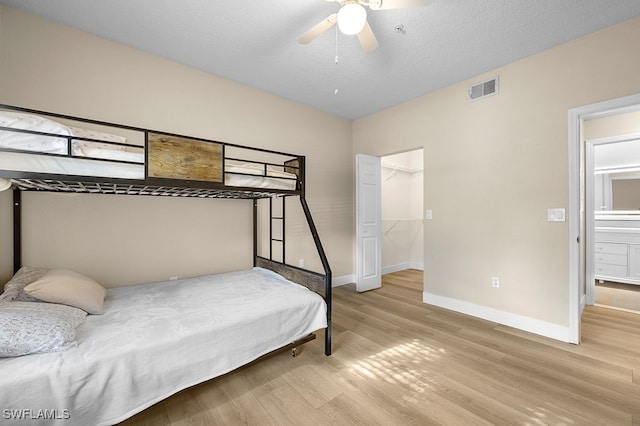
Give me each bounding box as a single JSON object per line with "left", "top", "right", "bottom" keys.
{"left": 0, "top": 153, "right": 297, "bottom": 190}
{"left": 0, "top": 267, "right": 327, "bottom": 425}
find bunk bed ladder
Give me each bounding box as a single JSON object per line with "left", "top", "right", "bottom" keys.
{"left": 269, "top": 197, "right": 285, "bottom": 263}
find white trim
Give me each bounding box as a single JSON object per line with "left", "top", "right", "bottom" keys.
{"left": 593, "top": 303, "right": 640, "bottom": 315}
{"left": 332, "top": 274, "right": 355, "bottom": 287}
{"left": 568, "top": 104, "right": 581, "bottom": 344}
{"left": 595, "top": 226, "right": 640, "bottom": 233}
{"left": 580, "top": 293, "right": 586, "bottom": 316}
{"left": 382, "top": 262, "right": 425, "bottom": 275}
{"left": 382, "top": 263, "right": 411, "bottom": 275}
{"left": 585, "top": 139, "right": 596, "bottom": 305}
{"left": 410, "top": 262, "right": 424, "bottom": 271}
{"left": 568, "top": 93, "right": 640, "bottom": 345}
{"left": 423, "top": 291, "right": 571, "bottom": 342}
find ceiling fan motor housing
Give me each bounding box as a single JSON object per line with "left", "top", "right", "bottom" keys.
{"left": 337, "top": 3, "right": 368, "bottom": 35}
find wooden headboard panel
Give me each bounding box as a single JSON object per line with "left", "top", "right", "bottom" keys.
{"left": 255, "top": 256, "right": 326, "bottom": 296}
{"left": 283, "top": 158, "right": 301, "bottom": 179}
{"left": 148, "top": 133, "right": 223, "bottom": 182}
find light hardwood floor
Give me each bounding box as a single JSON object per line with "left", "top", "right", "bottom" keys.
{"left": 121, "top": 269, "right": 640, "bottom": 425}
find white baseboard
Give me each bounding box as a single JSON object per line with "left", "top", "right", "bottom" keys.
{"left": 382, "top": 263, "right": 411, "bottom": 275}
{"left": 332, "top": 274, "right": 355, "bottom": 287}
{"left": 580, "top": 293, "right": 586, "bottom": 316}
{"left": 423, "top": 291, "right": 571, "bottom": 343}
{"left": 593, "top": 303, "right": 640, "bottom": 315}
{"left": 335, "top": 264, "right": 424, "bottom": 288}
{"left": 382, "top": 263, "right": 424, "bottom": 275}
{"left": 410, "top": 262, "right": 424, "bottom": 271}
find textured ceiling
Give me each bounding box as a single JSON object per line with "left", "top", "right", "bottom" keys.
{"left": 2, "top": 0, "right": 640, "bottom": 119}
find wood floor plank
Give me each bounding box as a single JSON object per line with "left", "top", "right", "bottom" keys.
{"left": 256, "top": 383, "right": 328, "bottom": 425}
{"left": 285, "top": 364, "right": 344, "bottom": 409}
{"left": 121, "top": 270, "right": 640, "bottom": 425}
{"left": 459, "top": 323, "right": 638, "bottom": 388}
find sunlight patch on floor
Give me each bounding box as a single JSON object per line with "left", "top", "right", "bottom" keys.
{"left": 348, "top": 339, "right": 443, "bottom": 386}
{"left": 348, "top": 339, "right": 579, "bottom": 425}
{"left": 522, "top": 404, "right": 575, "bottom": 426}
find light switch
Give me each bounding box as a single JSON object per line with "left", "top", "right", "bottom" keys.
{"left": 547, "top": 208, "right": 565, "bottom": 222}
{"left": 425, "top": 210, "right": 433, "bottom": 220}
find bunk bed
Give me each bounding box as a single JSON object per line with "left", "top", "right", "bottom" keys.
{"left": 0, "top": 104, "right": 332, "bottom": 425}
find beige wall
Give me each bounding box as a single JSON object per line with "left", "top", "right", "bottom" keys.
{"left": 584, "top": 110, "right": 640, "bottom": 140}
{"left": 0, "top": 6, "right": 354, "bottom": 286}
{"left": 353, "top": 17, "right": 640, "bottom": 328}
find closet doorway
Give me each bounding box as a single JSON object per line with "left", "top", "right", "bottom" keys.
{"left": 380, "top": 148, "right": 424, "bottom": 277}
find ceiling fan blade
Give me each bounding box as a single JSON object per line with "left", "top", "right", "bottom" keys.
{"left": 357, "top": 21, "right": 379, "bottom": 53}
{"left": 367, "top": 0, "right": 429, "bottom": 10}
{"left": 297, "top": 14, "right": 338, "bottom": 44}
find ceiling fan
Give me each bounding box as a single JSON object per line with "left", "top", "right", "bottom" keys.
{"left": 297, "top": 0, "right": 428, "bottom": 53}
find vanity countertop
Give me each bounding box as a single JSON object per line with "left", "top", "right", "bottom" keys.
{"left": 595, "top": 211, "right": 640, "bottom": 222}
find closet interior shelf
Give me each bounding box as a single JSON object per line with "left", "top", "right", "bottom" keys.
{"left": 381, "top": 162, "right": 423, "bottom": 175}
{"left": 382, "top": 219, "right": 424, "bottom": 234}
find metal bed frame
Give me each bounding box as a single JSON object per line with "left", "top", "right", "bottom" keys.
{"left": 1, "top": 104, "right": 332, "bottom": 356}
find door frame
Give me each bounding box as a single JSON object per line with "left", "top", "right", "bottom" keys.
{"left": 568, "top": 93, "right": 640, "bottom": 344}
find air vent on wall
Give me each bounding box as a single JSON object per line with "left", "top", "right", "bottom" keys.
{"left": 468, "top": 77, "right": 499, "bottom": 100}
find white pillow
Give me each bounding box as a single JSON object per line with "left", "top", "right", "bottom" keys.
{"left": 24, "top": 269, "right": 107, "bottom": 315}
{"left": 0, "top": 266, "right": 47, "bottom": 302}
{"left": 0, "top": 178, "right": 10, "bottom": 191}
{"left": 0, "top": 301, "right": 87, "bottom": 357}
{"left": 67, "top": 126, "right": 127, "bottom": 144}
{"left": 68, "top": 125, "right": 127, "bottom": 157}
{"left": 0, "top": 111, "right": 71, "bottom": 154}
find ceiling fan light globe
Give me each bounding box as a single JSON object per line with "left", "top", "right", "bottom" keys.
{"left": 337, "top": 3, "right": 367, "bottom": 35}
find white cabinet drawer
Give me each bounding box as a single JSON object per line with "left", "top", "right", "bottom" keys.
{"left": 629, "top": 244, "right": 640, "bottom": 280}
{"left": 594, "top": 242, "right": 628, "bottom": 255}
{"left": 595, "top": 263, "right": 627, "bottom": 277}
{"left": 594, "top": 253, "right": 627, "bottom": 266}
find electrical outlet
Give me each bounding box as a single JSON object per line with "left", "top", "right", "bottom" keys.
{"left": 299, "top": 259, "right": 305, "bottom": 268}
{"left": 169, "top": 276, "right": 178, "bottom": 281}
{"left": 492, "top": 277, "right": 500, "bottom": 288}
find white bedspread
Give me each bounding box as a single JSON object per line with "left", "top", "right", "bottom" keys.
{"left": 0, "top": 268, "right": 327, "bottom": 425}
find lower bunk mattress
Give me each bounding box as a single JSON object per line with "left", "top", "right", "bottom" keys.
{"left": 0, "top": 267, "right": 327, "bottom": 425}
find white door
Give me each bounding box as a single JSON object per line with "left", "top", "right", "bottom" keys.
{"left": 356, "top": 154, "right": 382, "bottom": 292}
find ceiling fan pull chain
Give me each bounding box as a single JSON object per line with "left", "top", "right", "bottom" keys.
{"left": 335, "top": 23, "right": 339, "bottom": 64}
{"left": 334, "top": 23, "right": 340, "bottom": 95}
